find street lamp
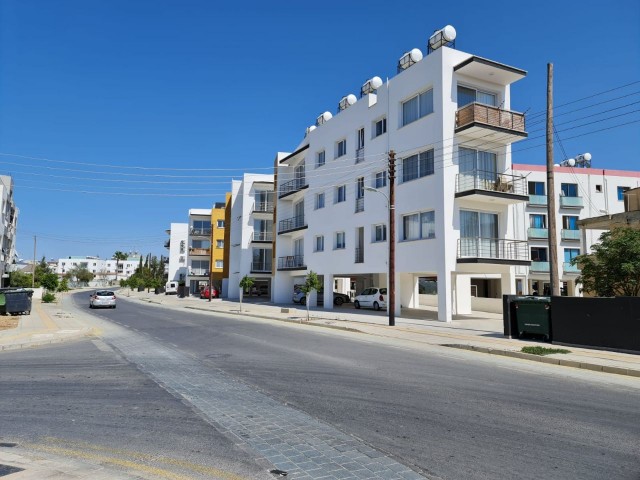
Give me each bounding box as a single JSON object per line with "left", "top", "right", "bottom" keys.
{"left": 364, "top": 186, "right": 395, "bottom": 326}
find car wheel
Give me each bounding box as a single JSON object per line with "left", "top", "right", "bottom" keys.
{"left": 89, "top": 304, "right": 93, "bottom": 309}
{"left": 354, "top": 300, "right": 360, "bottom": 309}
{"left": 113, "top": 305, "right": 116, "bottom": 309}
{"left": 373, "top": 301, "right": 380, "bottom": 311}
{"left": 300, "top": 296, "right": 306, "bottom": 306}
{"left": 334, "top": 297, "right": 344, "bottom": 306}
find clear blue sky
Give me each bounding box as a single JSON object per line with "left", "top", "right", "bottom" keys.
{"left": 1, "top": 0, "right": 639, "bottom": 261}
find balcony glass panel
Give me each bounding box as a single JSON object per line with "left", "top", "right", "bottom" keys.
{"left": 560, "top": 196, "right": 583, "bottom": 208}
{"left": 530, "top": 261, "right": 550, "bottom": 272}
{"left": 563, "top": 262, "right": 580, "bottom": 273}
{"left": 528, "top": 195, "right": 547, "bottom": 206}
{"left": 561, "top": 229, "right": 581, "bottom": 241}
{"left": 528, "top": 228, "right": 548, "bottom": 239}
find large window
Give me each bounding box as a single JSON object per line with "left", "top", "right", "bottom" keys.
{"left": 402, "top": 89, "right": 433, "bottom": 126}
{"left": 192, "top": 220, "right": 211, "bottom": 233}
{"left": 373, "top": 224, "right": 387, "bottom": 242}
{"left": 564, "top": 248, "right": 580, "bottom": 262}
{"left": 459, "top": 147, "right": 497, "bottom": 175}
{"left": 460, "top": 210, "right": 498, "bottom": 239}
{"left": 375, "top": 171, "right": 387, "bottom": 188}
{"left": 336, "top": 139, "right": 347, "bottom": 158}
{"left": 316, "top": 150, "right": 326, "bottom": 168}
{"left": 402, "top": 149, "right": 435, "bottom": 183}
{"left": 335, "top": 185, "right": 346, "bottom": 203}
{"left": 402, "top": 211, "right": 435, "bottom": 241}
{"left": 561, "top": 183, "right": 578, "bottom": 197}
{"left": 373, "top": 117, "right": 387, "bottom": 137}
{"left": 531, "top": 247, "right": 548, "bottom": 262}
{"left": 314, "top": 235, "right": 324, "bottom": 252}
{"left": 562, "top": 215, "right": 578, "bottom": 230}
{"left": 528, "top": 181, "right": 545, "bottom": 195}
{"left": 335, "top": 232, "right": 346, "bottom": 249}
{"left": 315, "top": 192, "right": 325, "bottom": 210}
{"left": 457, "top": 85, "right": 497, "bottom": 107}
{"left": 530, "top": 214, "right": 546, "bottom": 228}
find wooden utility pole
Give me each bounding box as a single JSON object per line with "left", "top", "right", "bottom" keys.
{"left": 546, "top": 63, "right": 560, "bottom": 296}
{"left": 388, "top": 150, "right": 396, "bottom": 326}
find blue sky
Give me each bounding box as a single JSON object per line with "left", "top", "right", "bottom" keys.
{"left": 1, "top": 0, "right": 639, "bottom": 261}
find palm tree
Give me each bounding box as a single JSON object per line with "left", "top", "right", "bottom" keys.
{"left": 113, "top": 251, "right": 128, "bottom": 281}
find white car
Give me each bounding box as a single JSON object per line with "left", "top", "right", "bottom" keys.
{"left": 354, "top": 287, "right": 387, "bottom": 311}
{"left": 90, "top": 290, "right": 117, "bottom": 309}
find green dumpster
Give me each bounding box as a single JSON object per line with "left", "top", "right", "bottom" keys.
{"left": 0, "top": 292, "right": 5, "bottom": 315}
{"left": 514, "top": 296, "right": 551, "bottom": 341}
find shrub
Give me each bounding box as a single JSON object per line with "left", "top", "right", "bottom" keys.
{"left": 42, "top": 292, "right": 56, "bottom": 303}
{"left": 521, "top": 346, "right": 571, "bottom": 356}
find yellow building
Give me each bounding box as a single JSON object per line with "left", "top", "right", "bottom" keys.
{"left": 209, "top": 201, "right": 227, "bottom": 290}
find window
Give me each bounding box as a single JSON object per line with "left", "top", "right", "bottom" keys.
{"left": 192, "top": 220, "right": 211, "bottom": 233}
{"left": 528, "top": 181, "right": 545, "bottom": 195}
{"left": 215, "top": 260, "right": 223, "bottom": 269}
{"left": 457, "top": 85, "right": 497, "bottom": 108}
{"left": 402, "top": 149, "right": 434, "bottom": 183}
{"left": 315, "top": 192, "right": 325, "bottom": 209}
{"left": 192, "top": 239, "right": 210, "bottom": 249}
{"left": 336, "top": 139, "right": 346, "bottom": 158}
{"left": 316, "top": 150, "right": 325, "bottom": 168}
{"left": 564, "top": 248, "right": 580, "bottom": 262}
{"left": 216, "top": 219, "right": 225, "bottom": 228}
{"left": 373, "top": 117, "right": 387, "bottom": 137}
{"left": 356, "top": 177, "right": 364, "bottom": 199}
{"left": 402, "top": 89, "right": 433, "bottom": 126}
{"left": 335, "top": 185, "right": 346, "bottom": 203}
{"left": 373, "top": 224, "right": 387, "bottom": 242}
{"left": 460, "top": 210, "right": 498, "bottom": 239}
{"left": 561, "top": 183, "right": 578, "bottom": 197}
{"left": 375, "top": 171, "right": 387, "bottom": 188}
{"left": 402, "top": 211, "right": 435, "bottom": 241}
{"left": 529, "top": 214, "right": 546, "bottom": 228}
{"left": 595, "top": 184, "right": 602, "bottom": 193}
{"left": 357, "top": 128, "right": 365, "bottom": 149}
{"left": 617, "top": 186, "right": 630, "bottom": 201}
{"left": 216, "top": 240, "right": 224, "bottom": 248}
{"left": 335, "top": 232, "right": 346, "bottom": 249}
{"left": 531, "top": 247, "right": 548, "bottom": 262}
{"left": 314, "top": 235, "right": 324, "bottom": 252}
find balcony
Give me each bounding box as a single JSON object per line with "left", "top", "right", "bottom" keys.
{"left": 457, "top": 238, "right": 530, "bottom": 265}
{"left": 279, "top": 177, "right": 308, "bottom": 199}
{"left": 189, "top": 247, "right": 210, "bottom": 256}
{"left": 164, "top": 240, "right": 170, "bottom": 249}
{"left": 277, "top": 255, "right": 306, "bottom": 271}
{"left": 563, "top": 262, "right": 580, "bottom": 274}
{"left": 455, "top": 102, "right": 527, "bottom": 144}
{"left": 251, "top": 231, "right": 273, "bottom": 243}
{"left": 561, "top": 229, "right": 581, "bottom": 241}
{"left": 560, "top": 196, "right": 583, "bottom": 208}
{"left": 455, "top": 170, "right": 528, "bottom": 204}
{"left": 530, "top": 261, "right": 550, "bottom": 273}
{"left": 355, "top": 197, "right": 364, "bottom": 213}
{"left": 528, "top": 195, "right": 547, "bottom": 207}
{"left": 252, "top": 202, "right": 274, "bottom": 214}
{"left": 528, "top": 227, "right": 548, "bottom": 239}
{"left": 355, "top": 147, "right": 364, "bottom": 164}
{"left": 189, "top": 269, "right": 208, "bottom": 277}
{"left": 354, "top": 248, "right": 364, "bottom": 264}
{"left": 190, "top": 228, "right": 212, "bottom": 237}
{"left": 251, "top": 261, "right": 273, "bottom": 273}
{"left": 278, "top": 215, "right": 307, "bottom": 234}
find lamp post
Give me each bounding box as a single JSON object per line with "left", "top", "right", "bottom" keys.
{"left": 364, "top": 186, "right": 395, "bottom": 326}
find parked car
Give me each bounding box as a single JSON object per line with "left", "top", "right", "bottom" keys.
{"left": 292, "top": 290, "right": 350, "bottom": 306}
{"left": 200, "top": 287, "right": 219, "bottom": 299}
{"left": 354, "top": 287, "right": 387, "bottom": 311}
{"left": 89, "top": 290, "right": 116, "bottom": 309}
{"left": 165, "top": 281, "right": 178, "bottom": 295}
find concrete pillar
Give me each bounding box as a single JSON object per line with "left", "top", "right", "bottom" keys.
{"left": 501, "top": 269, "right": 515, "bottom": 296}
{"left": 323, "top": 274, "right": 334, "bottom": 310}
{"left": 454, "top": 274, "right": 472, "bottom": 315}
{"left": 399, "top": 273, "right": 418, "bottom": 308}
{"left": 437, "top": 270, "right": 453, "bottom": 322}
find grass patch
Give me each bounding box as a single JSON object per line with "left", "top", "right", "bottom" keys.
{"left": 522, "top": 346, "right": 571, "bottom": 356}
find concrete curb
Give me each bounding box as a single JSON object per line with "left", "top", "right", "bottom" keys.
{"left": 0, "top": 328, "right": 93, "bottom": 352}
{"left": 443, "top": 344, "right": 640, "bottom": 378}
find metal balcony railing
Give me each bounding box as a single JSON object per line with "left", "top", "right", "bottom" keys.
{"left": 560, "top": 196, "right": 584, "bottom": 208}
{"left": 528, "top": 195, "right": 547, "bottom": 206}
{"left": 278, "top": 215, "right": 306, "bottom": 233}
{"left": 355, "top": 197, "right": 364, "bottom": 213}
{"left": 457, "top": 238, "right": 530, "bottom": 262}
{"left": 561, "top": 229, "right": 581, "bottom": 241}
{"left": 355, "top": 147, "right": 364, "bottom": 164}
{"left": 188, "top": 247, "right": 210, "bottom": 256}
{"left": 253, "top": 201, "right": 274, "bottom": 213}
{"left": 277, "top": 255, "right": 305, "bottom": 270}
{"left": 279, "top": 177, "right": 307, "bottom": 198}
{"left": 530, "top": 261, "right": 550, "bottom": 272}
{"left": 251, "top": 261, "right": 273, "bottom": 272}
{"left": 455, "top": 169, "right": 527, "bottom": 196}
{"left": 189, "top": 269, "right": 209, "bottom": 276}
{"left": 251, "top": 231, "right": 273, "bottom": 242}
{"left": 190, "top": 228, "right": 212, "bottom": 236}
{"left": 456, "top": 102, "right": 526, "bottom": 133}
{"left": 528, "top": 227, "right": 548, "bottom": 239}
{"left": 354, "top": 247, "right": 364, "bottom": 263}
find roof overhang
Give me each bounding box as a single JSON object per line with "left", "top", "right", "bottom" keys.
{"left": 279, "top": 144, "right": 309, "bottom": 165}
{"left": 577, "top": 211, "right": 640, "bottom": 230}
{"left": 454, "top": 56, "right": 527, "bottom": 86}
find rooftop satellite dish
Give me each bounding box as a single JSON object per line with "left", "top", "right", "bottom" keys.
{"left": 428, "top": 25, "right": 457, "bottom": 53}
{"left": 398, "top": 48, "right": 423, "bottom": 71}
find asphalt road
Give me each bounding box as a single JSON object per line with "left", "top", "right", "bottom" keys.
{"left": 3, "top": 292, "right": 639, "bottom": 480}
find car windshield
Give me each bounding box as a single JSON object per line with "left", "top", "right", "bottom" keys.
{"left": 96, "top": 291, "right": 114, "bottom": 296}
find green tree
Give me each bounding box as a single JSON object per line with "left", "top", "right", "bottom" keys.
{"left": 299, "top": 270, "right": 322, "bottom": 321}
{"left": 574, "top": 227, "right": 640, "bottom": 297}
{"left": 113, "top": 251, "right": 128, "bottom": 281}
{"left": 58, "top": 278, "right": 70, "bottom": 292}
{"left": 65, "top": 266, "right": 95, "bottom": 286}
{"left": 40, "top": 272, "right": 59, "bottom": 292}
{"left": 9, "top": 270, "right": 33, "bottom": 288}
{"left": 238, "top": 275, "right": 254, "bottom": 313}
{"left": 33, "top": 257, "right": 52, "bottom": 287}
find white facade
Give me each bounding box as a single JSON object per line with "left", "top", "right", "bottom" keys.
{"left": 0, "top": 176, "right": 18, "bottom": 286}
{"left": 185, "top": 208, "right": 212, "bottom": 295}
{"left": 513, "top": 164, "right": 640, "bottom": 296}
{"left": 226, "top": 173, "right": 275, "bottom": 299}
{"left": 273, "top": 40, "right": 531, "bottom": 321}
{"left": 165, "top": 223, "right": 188, "bottom": 283}
{"left": 56, "top": 255, "right": 141, "bottom": 284}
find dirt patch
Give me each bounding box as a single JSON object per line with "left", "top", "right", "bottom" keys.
{"left": 0, "top": 317, "right": 19, "bottom": 331}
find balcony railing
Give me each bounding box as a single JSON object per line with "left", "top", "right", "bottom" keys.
{"left": 530, "top": 261, "right": 550, "bottom": 273}
{"left": 528, "top": 195, "right": 547, "bottom": 206}
{"left": 278, "top": 215, "right": 306, "bottom": 233}
{"left": 253, "top": 201, "right": 274, "bottom": 213}
{"left": 355, "top": 147, "right": 364, "bottom": 164}
{"left": 189, "top": 247, "right": 210, "bottom": 256}
{"left": 164, "top": 240, "right": 170, "bottom": 248}
{"left": 563, "top": 262, "right": 580, "bottom": 273}
{"left": 457, "top": 238, "right": 530, "bottom": 262}
{"left": 277, "top": 255, "right": 305, "bottom": 270}
{"left": 560, "top": 196, "right": 583, "bottom": 208}
{"left": 189, "top": 269, "right": 208, "bottom": 276}
{"left": 251, "top": 261, "right": 273, "bottom": 273}
{"left": 251, "top": 231, "right": 273, "bottom": 242}
{"left": 190, "top": 228, "right": 212, "bottom": 236}
{"left": 561, "top": 229, "right": 581, "bottom": 241}
{"left": 456, "top": 102, "right": 526, "bottom": 133}
{"left": 528, "top": 227, "right": 548, "bottom": 239}
{"left": 354, "top": 247, "right": 364, "bottom": 263}
{"left": 279, "top": 177, "right": 307, "bottom": 198}
{"left": 455, "top": 170, "right": 527, "bottom": 196}
{"left": 355, "top": 197, "right": 364, "bottom": 213}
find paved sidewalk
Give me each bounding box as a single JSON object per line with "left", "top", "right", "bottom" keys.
{"left": 122, "top": 288, "right": 640, "bottom": 378}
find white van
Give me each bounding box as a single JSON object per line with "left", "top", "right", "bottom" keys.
{"left": 165, "top": 281, "right": 178, "bottom": 295}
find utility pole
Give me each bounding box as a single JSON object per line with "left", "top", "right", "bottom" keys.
{"left": 209, "top": 219, "right": 214, "bottom": 302}
{"left": 32, "top": 235, "right": 36, "bottom": 288}
{"left": 388, "top": 150, "right": 396, "bottom": 326}
{"left": 546, "top": 63, "right": 560, "bottom": 296}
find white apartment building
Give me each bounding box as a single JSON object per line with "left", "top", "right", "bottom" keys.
{"left": 165, "top": 223, "right": 188, "bottom": 283}
{"left": 273, "top": 27, "right": 532, "bottom": 322}
{"left": 186, "top": 208, "right": 213, "bottom": 295}
{"left": 226, "top": 173, "right": 275, "bottom": 299}
{"left": 56, "top": 255, "right": 141, "bottom": 283}
{"left": 513, "top": 164, "right": 640, "bottom": 296}
{"left": 0, "top": 176, "right": 18, "bottom": 287}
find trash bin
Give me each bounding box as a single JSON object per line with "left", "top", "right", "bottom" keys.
{"left": 514, "top": 296, "right": 551, "bottom": 340}
{"left": 3, "top": 289, "right": 33, "bottom": 316}
{"left": 0, "top": 292, "right": 6, "bottom": 315}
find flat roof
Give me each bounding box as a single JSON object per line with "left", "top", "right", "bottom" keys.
{"left": 278, "top": 144, "right": 309, "bottom": 164}
{"left": 454, "top": 56, "right": 526, "bottom": 86}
